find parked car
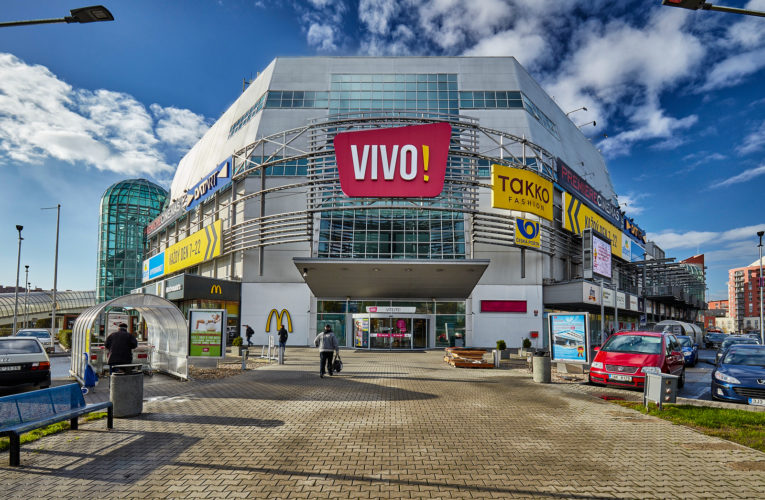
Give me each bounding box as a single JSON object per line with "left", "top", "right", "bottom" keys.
{"left": 711, "top": 345, "right": 765, "bottom": 405}
{"left": 676, "top": 335, "right": 698, "bottom": 367}
{"left": 704, "top": 331, "right": 728, "bottom": 349}
{"left": 0, "top": 337, "right": 51, "bottom": 389}
{"left": 589, "top": 331, "right": 685, "bottom": 389}
{"left": 715, "top": 336, "right": 760, "bottom": 364}
{"left": 15, "top": 328, "right": 55, "bottom": 354}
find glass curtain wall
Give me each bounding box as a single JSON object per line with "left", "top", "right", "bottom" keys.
{"left": 97, "top": 179, "right": 167, "bottom": 302}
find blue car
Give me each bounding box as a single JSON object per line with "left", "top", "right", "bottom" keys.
{"left": 711, "top": 345, "right": 765, "bottom": 405}
{"left": 676, "top": 335, "right": 698, "bottom": 367}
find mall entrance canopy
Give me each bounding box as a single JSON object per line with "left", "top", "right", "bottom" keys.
{"left": 70, "top": 294, "right": 189, "bottom": 382}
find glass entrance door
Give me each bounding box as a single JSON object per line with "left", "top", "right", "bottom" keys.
{"left": 361, "top": 314, "right": 428, "bottom": 349}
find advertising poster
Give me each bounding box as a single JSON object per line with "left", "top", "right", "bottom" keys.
{"left": 354, "top": 317, "right": 369, "bottom": 348}
{"left": 549, "top": 313, "right": 590, "bottom": 364}
{"left": 592, "top": 233, "right": 612, "bottom": 278}
{"left": 189, "top": 309, "right": 226, "bottom": 357}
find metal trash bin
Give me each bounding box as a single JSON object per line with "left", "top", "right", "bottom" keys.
{"left": 110, "top": 364, "right": 143, "bottom": 418}
{"left": 532, "top": 352, "right": 551, "bottom": 383}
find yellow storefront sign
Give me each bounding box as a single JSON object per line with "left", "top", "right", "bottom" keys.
{"left": 491, "top": 165, "right": 553, "bottom": 221}
{"left": 562, "top": 191, "right": 623, "bottom": 259}
{"left": 165, "top": 220, "right": 222, "bottom": 274}
{"left": 515, "top": 217, "right": 541, "bottom": 249}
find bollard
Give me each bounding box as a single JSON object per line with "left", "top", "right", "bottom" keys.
{"left": 492, "top": 349, "right": 500, "bottom": 368}
{"left": 241, "top": 347, "right": 248, "bottom": 370}
{"left": 278, "top": 345, "right": 285, "bottom": 365}
{"left": 532, "top": 352, "right": 551, "bottom": 383}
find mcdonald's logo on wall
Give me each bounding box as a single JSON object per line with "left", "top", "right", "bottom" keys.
{"left": 266, "top": 309, "right": 293, "bottom": 333}
{"left": 210, "top": 285, "right": 223, "bottom": 295}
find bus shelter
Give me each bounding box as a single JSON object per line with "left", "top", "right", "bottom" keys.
{"left": 70, "top": 294, "right": 189, "bottom": 381}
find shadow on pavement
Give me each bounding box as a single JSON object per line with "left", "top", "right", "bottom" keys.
{"left": 170, "top": 461, "right": 611, "bottom": 499}
{"left": 137, "top": 412, "right": 283, "bottom": 427}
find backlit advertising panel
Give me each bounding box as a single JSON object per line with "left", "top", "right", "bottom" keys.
{"left": 549, "top": 313, "right": 590, "bottom": 364}
{"left": 491, "top": 165, "right": 553, "bottom": 220}
{"left": 334, "top": 123, "right": 451, "bottom": 198}
{"left": 142, "top": 251, "right": 165, "bottom": 282}
{"left": 188, "top": 309, "right": 226, "bottom": 358}
{"left": 593, "top": 232, "right": 612, "bottom": 279}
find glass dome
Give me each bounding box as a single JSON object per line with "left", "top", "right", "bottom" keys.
{"left": 97, "top": 179, "right": 167, "bottom": 302}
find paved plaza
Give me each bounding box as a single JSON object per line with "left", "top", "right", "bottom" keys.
{"left": 2, "top": 349, "right": 764, "bottom": 499}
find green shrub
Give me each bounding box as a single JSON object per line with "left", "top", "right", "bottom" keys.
{"left": 496, "top": 340, "right": 507, "bottom": 351}
{"left": 58, "top": 329, "right": 72, "bottom": 350}
{"left": 522, "top": 338, "right": 532, "bottom": 349}
{"left": 231, "top": 336, "right": 243, "bottom": 346}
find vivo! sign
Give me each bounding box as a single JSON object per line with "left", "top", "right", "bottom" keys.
{"left": 333, "top": 123, "right": 451, "bottom": 198}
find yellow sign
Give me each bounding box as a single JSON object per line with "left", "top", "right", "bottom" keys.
{"left": 266, "top": 309, "right": 293, "bottom": 333}
{"left": 165, "top": 220, "right": 222, "bottom": 274}
{"left": 515, "top": 217, "right": 541, "bottom": 249}
{"left": 562, "top": 191, "right": 623, "bottom": 259}
{"left": 491, "top": 165, "right": 553, "bottom": 221}
{"left": 210, "top": 285, "right": 222, "bottom": 295}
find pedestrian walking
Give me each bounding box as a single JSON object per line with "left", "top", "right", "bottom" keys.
{"left": 314, "top": 324, "right": 339, "bottom": 378}
{"left": 245, "top": 324, "right": 254, "bottom": 346}
{"left": 105, "top": 322, "right": 138, "bottom": 372}
{"left": 278, "top": 325, "right": 288, "bottom": 360}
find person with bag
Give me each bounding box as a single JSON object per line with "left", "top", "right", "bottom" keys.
{"left": 314, "top": 324, "right": 339, "bottom": 378}
{"left": 245, "top": 324, "right": 254, "bottom": 346}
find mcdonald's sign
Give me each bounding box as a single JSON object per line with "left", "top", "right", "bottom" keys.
{"left": 266, "top": 309, "right": 293, "bottom": 333}
{"left": 210, "top": 284, "right": 222, "bottom": 295}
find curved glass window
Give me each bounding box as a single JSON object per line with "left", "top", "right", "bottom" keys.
{"left": 97, "top": 179, "right": 167, "bottom": 302}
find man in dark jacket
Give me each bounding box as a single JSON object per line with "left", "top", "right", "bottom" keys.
{"left": 105, "top": 323, "right": 138, "bottom": 368}
{"left": 314, "top": 324, "right": 339, "bottom": 378}
{"left": 245, "top": 325, "right": 254, "bottom": 346}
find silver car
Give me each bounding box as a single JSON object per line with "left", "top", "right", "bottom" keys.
{"left": 0, "top": 337, "right": 51, "bottom": 389}
{"left": 15, "top": 329, "right": 55, "bottom": 354}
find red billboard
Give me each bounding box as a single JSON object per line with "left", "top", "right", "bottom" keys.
{"left": 333, "top": 123, "right": 452, "bottom": 198}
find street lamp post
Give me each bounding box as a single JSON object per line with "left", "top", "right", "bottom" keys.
{"left": 24, "top": 266, "right": 30, "bottom": 329}
{"left": 42, "top": 205, "right": 61, "bottom": 335}
{"left": 758, "top": 231, "right": 764, "bottom": 344}
{"left": 0, "top": 5, "right": 114, "bottom": 28}
{"left": 12, "top": 225, "right": 24, "bottom": 334}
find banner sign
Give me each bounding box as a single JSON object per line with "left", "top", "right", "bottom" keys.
{"left": 557, "top": 159, "right": 622, "bottom": 227}
{"left": 165, "top": 220, "right": 222, "bottom": 275}
{"left": 184, "top": 157, "right": 232, "bottom": 211}
{"left": 514, "top": 217, "right": 541, "bottom": 249}
{"left": 593, "top": 232, "right": 612, "bottom": 279}
{"left": 624, "top": 217, "right": 647, "bottom": 244}
{"left": 146, "top": 198, "right": 184, "bottom": 236}
{"left": 188, "top": 309, "right": 226, "bottom": 357}
{"left": 616, "top": 292, "right": 626, "bottom": 309}
{"left": 602, "top": 287, "right": 615, "bottom": 307}
{"left": 142, "top": 251, "right": 165, "bottom": 283}
{"left": 549, "top": 313, "right": 590, "bottom": 364}
{"left": 334, "top": 123, "right": 451, "bottom": 198}
{"left": 563, "top": 190, "right": 623, "bottom": 259}
{"left": 491, "top": 164, "right": 553, "bottom": 220}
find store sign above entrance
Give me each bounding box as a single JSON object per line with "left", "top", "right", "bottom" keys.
{"left": 333, "top": 123, "right": 451, "bottom": 198}
{"left": 165, "top": 220, "right": 222, "bottom": 275}
{"left": 491, "top": 164, "right": 553, "bottom": 221}
{"left": 184, "top": 157, "right": 232, "bottom": 211}
{"left": 562, "top": 190, "right": 623, "bottom": 259}
{"left": 557, "top": 159, "right": 622, "bottom": 227}
{"left": 366, "top": 306, "right": 416, "bottom": 314}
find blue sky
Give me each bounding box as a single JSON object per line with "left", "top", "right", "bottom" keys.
{"left": 0, "top": 0, "right": 763, "bottom": 301}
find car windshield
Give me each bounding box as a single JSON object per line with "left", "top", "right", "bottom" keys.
{"left": 722, "top": 348, "right": 765, "bottom": 366}
{"left": 0, "top": 339, "right": 43, "bottom": 354}
{"left": 722, "top": 338, "right": 758, "bottom": 349}
{"left": 601, "top": 334, "right": 662, "bottom": 354}
{"left": 16, "top": 331, "right": 50, "bottom": 339}
{"left": 677, "top": 337, "right": 692, "bottom": 348}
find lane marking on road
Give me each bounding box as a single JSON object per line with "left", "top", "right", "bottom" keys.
{"left": 688, "top": 385, "right": 710, "bottom": 400}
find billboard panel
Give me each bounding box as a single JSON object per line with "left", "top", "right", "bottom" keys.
{"left": 165, "top": 220, "right": 222, "bottom": 275}
{"left": 188, "top": 309, "right": 225, "bottom": 358}
{"left": 491, "top": 164, "right": 553, "bottom": 220}
{"left": 549, "top": 313, "right": 590, "bottom": 364}
{"left": 593, "top": 232, "right": 612, "bottom": 279}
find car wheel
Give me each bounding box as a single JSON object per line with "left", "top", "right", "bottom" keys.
{"left": 678, "top": 369, "right": 685, "bottom": 389}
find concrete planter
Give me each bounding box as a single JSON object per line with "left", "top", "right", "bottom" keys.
{"left": 518, "top": 348, "right": 534, "bottom": 358}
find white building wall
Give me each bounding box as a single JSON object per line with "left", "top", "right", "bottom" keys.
{"left": 240, "top": 282, "right": 312, "bottom": 346}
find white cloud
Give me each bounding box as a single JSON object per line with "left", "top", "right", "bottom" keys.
{"left": 700, "top": 48, "right": 765, "bottom": 92}
{"left": 712, "top": 164, "right": 765, "bottom": 189}
{"left": 617, "top": 192, "right": 648, "bottom": 216}
{"left": 649, "top": 223, "right": 765, "bottom": 250}
{"left": 151, "top": 104, "right": 210, "bottom": 150}
{"left": 0, "top": 53, "right": 207, "bottom": 178}
{"left": 359, "top": 0, "right": 400, "bottom": 36}
{"left": 462, "top": 26, "right": 548, "bottom": 67}
{"left": 737, "top": 120, "right": 765, "bottom": 155}
{"left": 307, "top": 23, "right": 337, "bottom": 51}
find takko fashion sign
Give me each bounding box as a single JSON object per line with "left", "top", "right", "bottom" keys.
{"left": 333, "top": 123, "right": 452, "bottom": 197}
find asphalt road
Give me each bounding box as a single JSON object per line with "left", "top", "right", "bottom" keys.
{"left": 678, "top": 348, "right": 717, "bottom": 401}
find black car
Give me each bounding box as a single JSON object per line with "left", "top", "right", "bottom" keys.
{"left": 704, "top": 332, "right": 727, "bottom": 349}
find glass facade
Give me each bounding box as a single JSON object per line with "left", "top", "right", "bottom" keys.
{"left": 97, "top": 179, "right": 167, "bottom": 302}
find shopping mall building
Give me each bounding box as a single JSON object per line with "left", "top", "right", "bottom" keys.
{"left": 137, "top": 57, "right": 705, "bottom": 350}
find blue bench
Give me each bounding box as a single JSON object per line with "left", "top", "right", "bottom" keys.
{"left": 0, "top": 383, "right": 113, "bottom": 466}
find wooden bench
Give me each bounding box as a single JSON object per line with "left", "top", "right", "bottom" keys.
{"left": 444, "top": 348, "right": 495, "bottom": 369}
{"left": 0, "top": 383, "right": 113, "bottom": 466}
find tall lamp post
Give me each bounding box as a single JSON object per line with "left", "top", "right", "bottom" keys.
{"left": 24, "top": 265, "right": 30, "bottom": 329}
{"left": 42, "top": 205, "right": 61, "bottom": 334}
{"left": 758, "top": 230, "right": 764, "bottom": 344}
{"left": 12, "top": 225, "right": 24, "bottom": 334}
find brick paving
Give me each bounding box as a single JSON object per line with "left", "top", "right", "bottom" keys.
{"left": 2, "top": 348, "right": 764, "bottom": 499}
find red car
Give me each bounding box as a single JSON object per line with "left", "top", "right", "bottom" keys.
{"left": 589, "top": 331, "right": 685, "bottom": 389}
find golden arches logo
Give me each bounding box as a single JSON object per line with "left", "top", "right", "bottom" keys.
{"left": 210, "top": 285, "right": 222, "bottom": 295}
{"left": 266, "top": 309, "right": 292, "bottom": 333}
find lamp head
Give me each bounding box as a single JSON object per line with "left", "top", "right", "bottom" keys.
{"left": 16, "top": 224, "right": 23, "bottom": 232}
{"left": 758, "top": 230, "right": 764, "bottom": 238}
